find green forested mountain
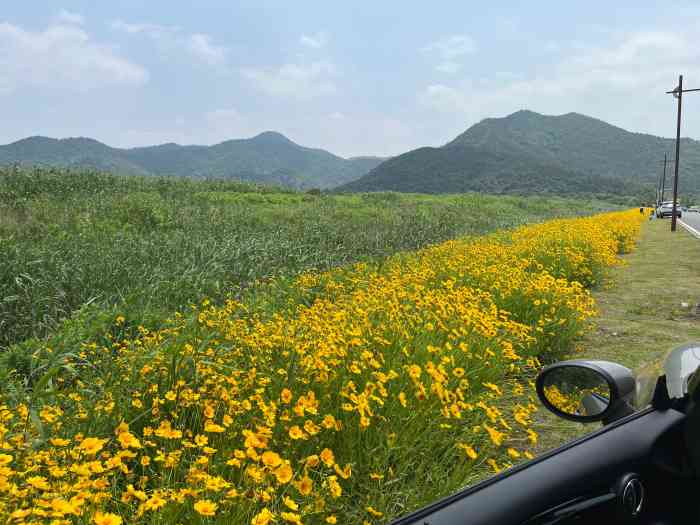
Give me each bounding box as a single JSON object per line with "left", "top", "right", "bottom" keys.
{"left": 0, "top": 132, "right": 385, "bottom": 189}
{"left": 340, "top": 144, "right": 643, "bottom": 196}
{"left": 341, "top": 110, "right": 700, "bottom": 196}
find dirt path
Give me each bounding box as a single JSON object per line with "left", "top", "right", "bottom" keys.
{"left": 535, "top": 219, "right": 700, "bottom": 451}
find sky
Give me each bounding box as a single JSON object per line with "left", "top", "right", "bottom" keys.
{"left": 2, "top": 1, "right": 700, "bottom": 157}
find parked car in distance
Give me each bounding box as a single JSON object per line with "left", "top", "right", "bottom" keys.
{"left": 656, "top": 201, "right": 682, "bottom": 218}
{"left": 688, "top": 207, "right": 700, "bottom": 213}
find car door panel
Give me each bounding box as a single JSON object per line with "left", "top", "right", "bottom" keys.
{"left": 392, "top": 408, "right": 691, "bottom": 525}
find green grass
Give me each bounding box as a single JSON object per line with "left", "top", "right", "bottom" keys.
{"left": 0, "top": 167, "right": 619, "bottom": 351}
{"left": 535, "top": 218, "right": 700, "bottom": 450}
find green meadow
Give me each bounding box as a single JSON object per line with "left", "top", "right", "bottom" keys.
{"left": 1, "top": 166, "right": 615, "bottom": 352}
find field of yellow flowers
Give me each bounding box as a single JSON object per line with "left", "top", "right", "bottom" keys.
{"left": 0, "top": 210, "right": 644, "bottom": 524}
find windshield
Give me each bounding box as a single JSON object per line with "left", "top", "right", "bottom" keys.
{"left": 635, "top": 361, "right": 664, "bottom": 408}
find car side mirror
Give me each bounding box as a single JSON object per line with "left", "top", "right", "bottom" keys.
{"left": 536, "top": 360, "right": 636, "bottom": 425}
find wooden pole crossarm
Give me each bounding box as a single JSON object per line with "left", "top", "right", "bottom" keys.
{"left": 666, "top": 87, "right": 700, "bottom": 94}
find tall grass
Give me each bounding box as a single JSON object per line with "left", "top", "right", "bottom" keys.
{"left": 0, "top": 167, "right": 616, "bottom": 349}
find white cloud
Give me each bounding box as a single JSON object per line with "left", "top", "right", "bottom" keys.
{"left": 0, "top": 19, "right": 148, "bottom": 94}
{"left": 204, "top": 108, "right": 251, "bottom": 141}
{"left": 329, "top": 111, "right": 345, "bottom": 120}
{"left": 111, "top": 20, "right": 180, "bottom": 39}
{"left": 421, "top": 84, "right": 472, "bottom": 113}
{"left": 435, "top": 62, "right": 462, "bottom": 74}
{"left": 188, "top": 33, "right": 227, "bottom": 66}
{"left": 566, "top": 32, "right": 692, "bottom": 73}
{"left": 119, "top": 109, "right": 252, "bottom": 147}
{"left": 300, "top": 31, "right": 328, "bottom": 49}
{"left": 206, "top": 107, "right": 241, "bottom": 124}
{"left": 420, "top": 29, "right": 700, "bottom": 137}
{"left": 112, "top": 19, "right": 226, "bottom": 67}
{"left": 242, "top": 61, "right": 337, "bottom": 99}
{"left": 422, "top": 35, "right": 476, "bottom": 74}
{"left": 309, "top": 114, "right": 413, "bottom": 157}
{"left": 56, "top": 9, "right": 84, "bottom": 25}
{"left": 423, "top": 35, "right": 476, "bottom": 59}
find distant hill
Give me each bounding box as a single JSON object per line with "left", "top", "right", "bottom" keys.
{"left": 341, "top": 110, "right": 700, "bottom": 196}
{"left": 0, "top": 136, "right": 152, "bottom": 177}
{"left": 340, "top": 144, "right": 642, "bottom": 195}
{"left": 0, "top": 132, "right": 385, "bottom": 190}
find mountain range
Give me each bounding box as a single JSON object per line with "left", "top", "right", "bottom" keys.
{"left": 341, "top": 110, "right": 700, "bottom": 197}
{"left": 0, "top": 132, "right": 385, "bottom": 190}
{"left": 4, "top": 110, "right": 700, "bottom": 197}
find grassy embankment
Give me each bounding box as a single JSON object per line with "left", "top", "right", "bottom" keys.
{"left": 536, "top": 217, "right": 700, "bottom": 450}
{"left": 0, "top": 167, "right": 616, "bottom": 351}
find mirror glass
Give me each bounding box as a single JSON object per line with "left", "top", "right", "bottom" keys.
{"left": 542, "top": 366, "right": 611, "bottom": 417}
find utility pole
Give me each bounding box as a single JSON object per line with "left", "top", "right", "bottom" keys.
{"left": 671, "top": 75, "right": 683, "bottom": 231}
{"left": 666, "top": 75, "right": 700, "bottom": 231}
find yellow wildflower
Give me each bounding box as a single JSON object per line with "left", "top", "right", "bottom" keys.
{"left": 143, "top": 494, "right": 167, "bottom": 511}
{"left": 484, "top": 424, "right": 505, "bottom": 446}
{"left": 284, "top": 496, "right": 299, "bottom": 510}
{"left": 261, "top": 450, "right": 282, "bottom": 468}
{"left": 93, "top": 512, "right": 123, "bottom": 525}
{"left": 10, "top": 509, "right": 32, "bottom": 520}
{"left": 296, "top": 475, "right": 313, "bottom": 496}
{"left": 194, "top": 499, "right": 218, "bottom": 517}
{"left": 281, "top": 388, "right": 293, "bottom": 403}
{"left": 204, "top": 421, "right": 225, "bottom": 433}
{"left": 320, "top": 448, "right": 335, "bottom": 467}
{"left": 274, "top": 462, "right": 293, "bottom": 484}
{"left": 334, "top": 463, "right": 352, "bottom": 479}
{"left": 78, "top": 437, "right": 107, "bottom": 455}
{"left": 51, "top": 498, "right": 78, "bottom": 515}
{"left": 366, "top": 506, "right": 383, "bottom": 517}
{"left": 288, "top": 426, "right": 304, "bottom": 440}
{"left": 26, "top": 475, "right": 51, "bottom": 490}
{"left": 281, "top": 511, "right": 303, "bottom": 524}
{"left": 251, "top": 508, "right": 275, "bottom": 525}
{"left": 457, "top": 443, "right": 478, "bottom": 460}
{"left": 327, "top": 475, "right": 342, "bottom": 498}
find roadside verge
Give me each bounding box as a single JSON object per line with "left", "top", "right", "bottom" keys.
{"left": 679, "top": 217, "right": 700, "bottom": 239}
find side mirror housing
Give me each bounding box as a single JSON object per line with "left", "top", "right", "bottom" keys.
{"left": 664, "top": 342, "right": 700, "bottom": 399}
{"left": 536, "top": 360, "right": 636, "bottom": 425}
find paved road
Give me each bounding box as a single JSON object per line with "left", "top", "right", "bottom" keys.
{"left": 678, "top": 211, "right": 700, "bottom": 237}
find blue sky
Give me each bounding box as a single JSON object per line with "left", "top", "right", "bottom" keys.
{"left": 2, "top": 1, "right": 700, "bottom": 156}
